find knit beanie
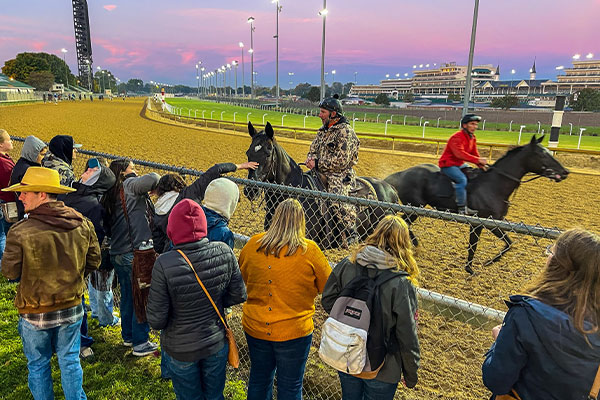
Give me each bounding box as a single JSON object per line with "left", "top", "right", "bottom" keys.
{"left": 202, "top": 178, "right": 239, "bottom": 221}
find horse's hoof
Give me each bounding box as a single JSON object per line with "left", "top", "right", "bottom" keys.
{"left": 465, "top": 265, "right": 474, "bottom": 275}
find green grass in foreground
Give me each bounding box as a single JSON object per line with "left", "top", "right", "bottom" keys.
{"left": 166, "top": 98, "right": 600, "bottom": 151}
{"left": 0, "top": 277, "right": 246, "bottom": 400}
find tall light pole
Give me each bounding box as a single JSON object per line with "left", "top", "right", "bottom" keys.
{"left": 233, "top": 61, "right": 239, "bottom": 96}
{"left": 332, "top": 69, "right": 336, "bottom": 88}
{"left": 462, "top": 0, "right": 480, "bottom": 117}
{"left": 248, "top": 17, "right": 255, "bottom": 98}
{"left": 288, "top": 72, "right": 294, "bottom": 90}
{"left": 61, "top": 48, "right": 68, "bottom": 88}
{"left": 196, "top": 62, "right": 201, "bottom": 97}
{"left": 200, "top": 67, "right": 205, "bottom": 95}
{"left": 319, "top": 3, "right": 328, "bottom": 102}
{"left": 96, "top": 66, "right": 102, "bottom": 92}
{"left": 354, "top": 71, "right": 357, "bottom": 84}
{"left": 239, "top": 42, "right": 246, "bottom": 96}
{"left": 227, "top": 64, "right": 232, "bottom": 96}
{"left": 273, "top": 0, "right": 282, "bottom": 105}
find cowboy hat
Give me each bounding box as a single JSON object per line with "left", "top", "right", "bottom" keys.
{"left": 3, "top": 167, "right": 76, "bottom": 194}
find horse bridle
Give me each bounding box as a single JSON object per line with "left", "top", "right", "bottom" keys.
{"left": 489, "top": 167, "right": 544, "bottom": 185}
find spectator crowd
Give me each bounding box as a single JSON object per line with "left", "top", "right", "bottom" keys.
{"left": 0, "top": 128, "right": 599, "bottom": 400}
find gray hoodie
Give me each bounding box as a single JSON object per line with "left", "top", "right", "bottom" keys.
{"left": 20, "top": 136, "right": 46, "bottom": 163}
{"left": 322, "top": 246, "right": 421, "bottom": 386}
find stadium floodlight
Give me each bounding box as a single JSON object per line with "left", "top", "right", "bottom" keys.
{"left": 318, "top": 9, "right": 328, "bottom": 16}
{"left": 586, "top": 53, "right": 594, "bottom": 59}
{"left": 573, "top": 54, "right": 581, "bottom": 60}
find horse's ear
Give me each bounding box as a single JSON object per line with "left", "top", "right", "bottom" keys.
{"left": 265, "top": 122, "right": 274, "bottom": 139}
{"left": 537, "top": 134, "right": 544, "bottom": 144}
{"left": 529, "top": 135, "right": 538, "bottom": 145}
{"left": 248, "top": 121, "right": 256, "bottom": 137}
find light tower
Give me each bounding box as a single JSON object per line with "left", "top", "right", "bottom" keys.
{"left": 71, "top": 0, "right": 94, "bottom": 90}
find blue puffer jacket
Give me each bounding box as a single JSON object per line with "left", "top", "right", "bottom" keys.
{"left": 483, "top": 295, "right": 600, "bottom": 400}
{"left": 203, "top": 207, "right": 234, "bottom": 249}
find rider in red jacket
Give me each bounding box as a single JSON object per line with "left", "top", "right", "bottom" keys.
{"left": 438, "top": 114, "right": 488, "bottom": 214}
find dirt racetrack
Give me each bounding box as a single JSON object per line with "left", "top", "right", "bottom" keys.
{"left": 3, "top": 98, "right": 600, "bottom": 399}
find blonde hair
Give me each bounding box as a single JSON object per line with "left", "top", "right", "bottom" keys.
{"left": 0, "top": 129, "right": 9, "bottom": 143}
{"left": 525, "top": 228, "right": 600, "bottom": 337}
{"left": 257, "top": 198, "right": 307, "bottom": 258}
{"left": 351, "top": 215, "right": 419, "bottom": 285}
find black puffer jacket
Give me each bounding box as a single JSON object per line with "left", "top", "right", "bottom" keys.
{"left": 148, "top": 240, "right": 246, "bottom": 362}
{"left": 63, "top": 165, "right": 116, "bottom": 244}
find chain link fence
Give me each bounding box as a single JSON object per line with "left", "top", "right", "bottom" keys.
{"left": 11, "top": 137, "right": 561, "bottom": 399}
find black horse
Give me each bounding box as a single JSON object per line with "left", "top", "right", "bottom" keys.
{"left": 384, "top": 135, "right": 569, "bottom": 274}
{"left": 244, "top": 121, "right": 399, "bottom": 248}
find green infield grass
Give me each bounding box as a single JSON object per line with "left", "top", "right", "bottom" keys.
{"left": 165, "top": 98, "right": 600, "bottom": 150}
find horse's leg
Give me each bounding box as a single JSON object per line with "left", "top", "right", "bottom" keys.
{"left": 465, "top": 224, "right": 484, "bottom": 274}
{"left": 402, "top": 212, "right": 419, "bottom": 247}
{"left": 483, "top": 227, "right": 513, "bottom": 266}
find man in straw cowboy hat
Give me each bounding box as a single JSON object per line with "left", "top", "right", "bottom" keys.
{"left": 1, "top": 167, "right": 100, "bottom": 400}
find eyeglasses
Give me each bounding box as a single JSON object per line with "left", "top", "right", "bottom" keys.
{"left": 545, "top": 244, "right": 554, "bottom": 256}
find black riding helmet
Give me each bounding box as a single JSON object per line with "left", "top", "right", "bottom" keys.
{"left": 461, "top": 114, "right": 482, "bottom": 126}
{"left": 318, "top": 94, "right": 343, "bottom": 116}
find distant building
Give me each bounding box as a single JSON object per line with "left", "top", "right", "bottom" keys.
{"left": 349, "top": 62, "right": 499, "bottom": 99}
{"left": 349, "top": 59, "right": 600, "bottom": 104}
{"left": 542, "top": 59, "right": 600, "bottom": 94}
{"left": 0, "top": 73, "right": 36, "bottom": 102}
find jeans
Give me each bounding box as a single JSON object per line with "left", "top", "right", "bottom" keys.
{"left": 0, "top": 214, "right": 12, "bottom": 265}
{"left": 80, "top": 297, "right": 94, "bottom": 349}
{"left": 441, "top": 165, "right": 468, "bottom": 206}
{"left": 111, "top": 252, "right": 149, "bottom": 346}
{"left": 338, "top": 372, "right": 398, "bottom": 400}
{"left": 245, "top": 333, "right": 312, "bottom": 400}
{"left": 162, "top": 343, "right": 228, "bottom": 400}
{"left": 88, "top": 274, "right": 116, "bottom": 326}
{"left": 18, "top": 317, "right": 87, "bottom": 400}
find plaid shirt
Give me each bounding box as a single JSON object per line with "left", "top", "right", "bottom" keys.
{"left": 21, "top": 303, "right": 84, "bottom": 330}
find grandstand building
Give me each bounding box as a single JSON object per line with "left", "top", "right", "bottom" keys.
{"left": 349, "top": 59, "right": 600, "bottom": 103}
{"left": 542, "top": 59, "right": 600, "bottom": 94}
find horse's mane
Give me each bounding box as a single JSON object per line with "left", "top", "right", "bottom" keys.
{"left": 491, "top": 144, "right": 523, "bottom": 168}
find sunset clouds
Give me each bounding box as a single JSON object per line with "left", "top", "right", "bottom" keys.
{"left": 1, "top": 1, "right": 598, "bottom": 86}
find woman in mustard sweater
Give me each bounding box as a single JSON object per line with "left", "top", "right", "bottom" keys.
{"left": 239, "top": 198, "right": 331, "bottom": 400}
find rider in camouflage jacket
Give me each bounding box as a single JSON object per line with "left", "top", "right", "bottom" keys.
{"left": 306, "top": 96, "right": 360, "bottom": 245}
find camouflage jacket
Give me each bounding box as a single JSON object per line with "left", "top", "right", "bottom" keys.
{"left": 42, "top": 152, "right": 75, "bottom": 187}
{"left": 307, "top": 116, "right": 359, "bottom": 178}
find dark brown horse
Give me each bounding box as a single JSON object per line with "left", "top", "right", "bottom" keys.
{"left": 244, "top": 122, "right": 399, "bottom": 248}
{"left": 384, "top": 135, "right": 569, "bottom": 274}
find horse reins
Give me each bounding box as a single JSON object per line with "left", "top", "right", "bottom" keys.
{"left": 487, "top": 166, "right": 545, "bottom": 205}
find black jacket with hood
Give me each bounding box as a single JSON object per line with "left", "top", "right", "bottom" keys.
{"left": 152, "top": 162, "right": 237, "bottom": 253}
{"left": 147, "top": 199, "right": 247, "bottom": 362}
{"left": 108, "top": 172, "right": 160, "bottom": 255}
{"left": 63, "top": 165, "right": 116, "bottom": 244}
{"left": 322, "top": 246, "right": 421, "bottom": 386}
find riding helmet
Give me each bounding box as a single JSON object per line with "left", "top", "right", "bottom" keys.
{"left": 461, "top": 114, "right": 482, "bottom": 125}
{"left": 318, "top": 94, "right": 343, "bottom": 116}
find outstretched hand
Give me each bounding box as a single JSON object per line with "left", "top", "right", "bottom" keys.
{"left": 305, "top": 158, "right": 316, "bottom": 170}
{"left": 236, "top": 161, "right": 259, "bottom": 170}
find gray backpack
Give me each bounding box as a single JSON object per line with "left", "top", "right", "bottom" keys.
{"left": 319, "top": 267, "right": 401, "bottom": 378}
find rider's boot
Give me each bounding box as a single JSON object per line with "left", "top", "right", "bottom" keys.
{"left": 341, "top": 226, "right": 359, "bottom": 249}
{"left": 458, "top": 204, "right": 478, "bottom": 215}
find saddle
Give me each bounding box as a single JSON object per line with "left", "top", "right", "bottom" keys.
{"left": 435, "top": 167, "right": 482, "bottom": 198}
{"left": 303, "top": 169, "right": 376, "bottom": 201}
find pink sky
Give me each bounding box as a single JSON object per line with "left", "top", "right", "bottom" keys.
{"left": 1, "top": 0, "right": 598, "bottom": 86}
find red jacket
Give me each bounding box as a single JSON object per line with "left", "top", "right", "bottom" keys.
{"left": 438, "top": 130, "right": 481, "bottom": 168}
{"left": 0, "top": 153, "right": 16, "bottom": 203}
